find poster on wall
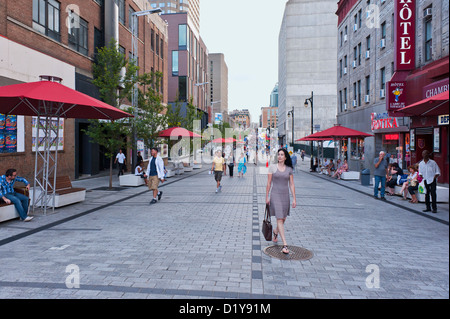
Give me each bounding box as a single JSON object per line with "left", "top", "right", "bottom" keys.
{"left": 410, "top": 129, "right": 415, "bottom": 151}
{"left": 0, "top": 114, "right": 17, "bottom": 153}
{"left": 433, "top": 127, "right": 440, "bottom": 153}
{"left": 31, "top": 117, "right": 64, "bottom": 152}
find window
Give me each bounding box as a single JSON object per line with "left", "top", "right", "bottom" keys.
{"left": 179, "top": 24, "right": 187, "bottom": 50}
{"left": 156, "top": 34, "right": 160, "bottom": 56}
{"left": 366, "top": 35, "right": 371, "bottom": 51}
{"left": 32, "top": 0, "right": 61, "bottom": 41}
{"left": 129, "top": 6, "right": 138, "bottom": 36}
{"left": 151, "top": 29, "right": 155, "bottom": 51}
{"left": 365, "top": 75, "right": 370, "bottom": 96}
{"left": 339, "top": 90, "right": 343, "bottom": 112}
{"left": 118, "top": 0, "right": 125, "bottom": 24}
{"left": 380, "top": 67, "right": 385, "bottom": 90}
{"left": 358, "top": 43, "right": 362, "bottom": 65}
{"left": 357, "top": 80, "right": 361, "bottom": 106}
{"left": 339, "top": 59, "right": 343, "bottom": 78}
{"left": 172, "top": 51, "right": 179, "bottom": 76}
{"left": 381, "top": 21, "right": 386, "bottom": 39}
{"left": 68, "top": 13, "right": 88, "bottom": 56}
{"left": 353, "top": 82, "right": 357, "bottom": 106}
{"left": 178, "top": 76, "right": 187, "bottom": 101}
{"left": 425, "top": 9, "right": 432, "bottom": 61}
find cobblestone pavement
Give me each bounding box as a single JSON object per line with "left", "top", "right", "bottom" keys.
{"left": 0, "top": 162, "right": 448, "bottom": 299}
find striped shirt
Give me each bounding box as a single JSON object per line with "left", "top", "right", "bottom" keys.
{"left": 0, "top": 175, "right": 29, "bottom": 198}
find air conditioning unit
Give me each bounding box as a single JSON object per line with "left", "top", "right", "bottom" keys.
{"left": 352, "top": 100, "right": 358, "bottom": 107}
{"left": 365, "top": 50, "right": 370, "bottom": 59}
{"left": 380, "top": 89, "right": 385, "bottom": 98}
{"left": 366, "top": 10, "right": 371, "bottom": 19}
{"left": 380, "top": 38, "right": 386, "bottom": 48}
{"left": 344, "top": 34, "right": 348, "bottom": 42}
{"left": 343, "top": 103, "right": 347, "bottom": 111}
{"left": 354, "top": 24, "right": 358, "bottom": 32}
{"left": 343, "top": 67, "right": 348, "bottom": 75}
{"left": 365, "top": 95, "right": 370, "bottom": 103}
{"left": 352, "top": 60, "right": 357, "bottom": 68}
{"left": 424, "top": 8, "right": 432, "bottom": 18}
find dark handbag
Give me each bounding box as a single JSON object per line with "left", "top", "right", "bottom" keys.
{"left": 261, "top": 204, "right": 272, "bottom": 241}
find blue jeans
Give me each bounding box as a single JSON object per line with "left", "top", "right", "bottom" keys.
{"left": 5, "top": 192, "right": 29, "bottom": 220}
{"left": 374, "top": 175, "right": 386, "bottom": 198}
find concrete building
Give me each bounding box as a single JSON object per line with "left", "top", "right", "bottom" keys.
{"left": 0, "top": 0, "right": 168, "bottom": 179}
{"left": 209, "top": 53, "right": 229, "bottom": 123}
{"left": 278, "top": 0, "right": 338, "bottom": 150}
{"left": 336, "top": 0, "right": 448, "bottom": 182}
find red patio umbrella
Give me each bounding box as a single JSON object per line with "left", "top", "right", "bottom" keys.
{"left": 0, "top": 79, "right": 133, "bottom": 120}
{"left": 0, "top": 77, "right": 133, "bottom": 215}
{"left": 158, "top": 126, "right": 202, "bottom": 138}
{"left": 301, "top": 124, "right": 373, "bottom": 140}
{"left": 393, "top": 90, "right": 449, "bottom": 117}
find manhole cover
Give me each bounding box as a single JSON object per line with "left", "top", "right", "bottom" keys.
{"left": 263, "top": 245, "right": 313, "bottom": 261}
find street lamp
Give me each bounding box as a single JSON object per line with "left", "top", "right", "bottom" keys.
{"left": 287, "top": 107, "right": 294, "bottom": 150}
{"left": 304, "top": 91, "right": 314, "bottom": 170}
{"left": 131, "top": 7, "right": 162, "bottom": 170}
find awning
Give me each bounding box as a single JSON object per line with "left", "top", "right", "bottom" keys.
{"left": 393, "top": 90, "right": 449, "bottom": 117}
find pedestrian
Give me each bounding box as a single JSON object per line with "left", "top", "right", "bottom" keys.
{"left": 135, "top": 160, "right": 148, "bottom": 185}
{"left": 301, "top": 150, "right": 305, "bottom": 161}
{"left": 0, "top": 168, "right": 33, "bottom": 221}
{"left": 211, "top": 151, "right": 226, "bottom": 193}
{"left": 115, "top": 149, "right": 126, "bottom": 176}
{"left": 227, "top": 153, "right": 235, "bottom": 177}
{"left": 137, "top": 151, "right": 143, "bottom": 164}
{"left": 266, "top": 149, "right": 296, "bottom": 254}
{"left": 291, "top": 152, "right": 297, "bottom": 172}
{"left": 373, "top": 151, "right": 388, "bottom": 200}
{"left": 237, "top": 152, "right": 247, "bottom": 178}
{"left": 146, "top": 147, "right": 165, "bottom": 204}
{"left": 418, "top": 150, "right": 441, "bottom": 213}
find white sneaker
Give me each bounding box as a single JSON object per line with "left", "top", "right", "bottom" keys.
{"left": 23, "top": 216, "right": 34, "bottom": 222}
{"left": 215, "top": 188, "right": 218, "bottom": 193}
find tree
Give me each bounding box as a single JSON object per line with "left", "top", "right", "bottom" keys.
{"left": 131, "top": 71, "right": 167, "bottom": 150}
{"left": 84, "top": 39, "right": 138, "bottom": 189}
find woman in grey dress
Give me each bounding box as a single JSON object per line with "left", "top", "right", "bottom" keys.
{"left": 265, "top": 149, "right": 297, "bottom": 254}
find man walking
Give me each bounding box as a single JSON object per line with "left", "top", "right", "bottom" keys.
{"left": 419, "top": 150, "right": 441, "bottom": 213}
{"left": 146, "top": 147, "right": 165, "bottom": 204}
{"left": 1, "top": 169, "right": 33, "bottom": 221}
{"left": 115, "top": 149, "right": 126, "bottom": 176}
{"left": 211, "top": 151, "right": 226, "bottom": 193}
{"left": 374, "top": 151, "right": 388, "bottom": 200}
{"left": 291, "top": 152, "right": 297, "bottom": 172}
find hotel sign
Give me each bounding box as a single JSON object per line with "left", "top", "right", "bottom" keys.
{"left": 394, "top": 0, "right": 415, "bottom": 71}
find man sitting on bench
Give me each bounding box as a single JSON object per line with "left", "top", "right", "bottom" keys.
{"left": 0, "top": 168, "right": 33, "bottom": 222}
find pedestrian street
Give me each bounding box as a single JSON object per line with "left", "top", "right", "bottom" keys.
{"left": 0, "top": 163, "right": 448, "bottom": 299}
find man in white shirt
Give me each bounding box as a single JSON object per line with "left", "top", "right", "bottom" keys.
{"left": 115, "top": 149, "right": 126, "bottom": 176}
{"left": 418, "top": 150, "right": 441, "bottom": 213}
{"left": 146, "top": 148, "right": 165, "bottom": 204}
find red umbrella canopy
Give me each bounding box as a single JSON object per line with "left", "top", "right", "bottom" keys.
{"left": 304, "top": 124, "right": 373, "bottom": 139}
{"left": 158, "top": 127, "right": 202, "bottom": 138}
{"left": 0, "top": 80, "right": 133, "bottom": 120}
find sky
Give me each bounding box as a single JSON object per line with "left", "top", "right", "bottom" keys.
{"left": 200, "top": 0, "right": 287, "bottom": 122}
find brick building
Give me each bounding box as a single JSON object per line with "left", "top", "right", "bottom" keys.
{"left": 336, "top": 0, "right": 448, "bottom": 183}
{"left": 0, "top": 0, "right": 168, "bottom": 180}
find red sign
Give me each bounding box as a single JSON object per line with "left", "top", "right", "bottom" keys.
{"left": 371, "top": 113, "right": 400, "bottom": 131}
{"left": 394, "top": 0, "right": 415, "bottom": 71}
{"left": 386, "top": 80, "right": 407, "bottom": 111}
{"left": 423, "top": 78, "right": 449, "bottom": 99}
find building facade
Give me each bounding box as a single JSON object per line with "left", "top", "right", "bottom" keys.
{"left": 0, "top": 0, "right": 168, "bottom": 179}
{"left": 163, "top": 12, "right": 209, "bottom": 129}
{"left": 229, "top": 109, "right": 251, "bottom": 130}
{"left": 209, "top": 53, "right": 229, "bottom": 123}
{"left": 150, "top": 0, "right": 200, "bottom": 33}
{"left": 260, "top": 107, "right": 278, "bottom": 129}
{"left": 278, "top": 0, "right": 338, "bottom": 150}
{"left": 336, "top": 0, "right": 448, "bottom": 183}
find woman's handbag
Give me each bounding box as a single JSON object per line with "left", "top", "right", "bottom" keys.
{"left": 262, "top": 204, "right": 272, "bottom": 241}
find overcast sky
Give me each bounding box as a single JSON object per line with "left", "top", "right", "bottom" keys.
{"left": 200, "top": 0, "right": 287, "bottom": 122}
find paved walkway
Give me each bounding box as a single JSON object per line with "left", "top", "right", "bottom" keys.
{"left": 0, "top": 161, "right": 448, "bottom": 299}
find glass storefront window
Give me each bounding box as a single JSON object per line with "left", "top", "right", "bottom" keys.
{"left": 350, "top": 138, "right": 364, "bottom": 160}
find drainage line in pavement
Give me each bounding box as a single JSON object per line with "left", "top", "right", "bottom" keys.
{"left": 0, "top": 168, "right": 208, "bottom": 247}
{"left": 302, "top": 170, "right": 448, "bottom": 226}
